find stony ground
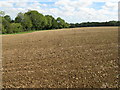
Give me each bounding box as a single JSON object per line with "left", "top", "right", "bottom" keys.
{"left": 2, "top": 27, "right": 119, "bottom": 88}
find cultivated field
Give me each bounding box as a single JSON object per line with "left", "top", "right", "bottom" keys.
{"left": 2, "top": 27, "right": 118, "bottom": 88}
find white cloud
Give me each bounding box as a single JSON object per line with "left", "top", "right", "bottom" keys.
{"left": 102, "top": 2, "right": 118, "bottom": 11}
{"left": 0, "top": 0, "right": 119, "bottom": 23}
{"left": 0, "top": 1, "right": 13, "bottom": 8}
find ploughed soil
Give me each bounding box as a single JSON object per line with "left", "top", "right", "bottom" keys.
{"left": 2, "top": 27, "right": 118, "bottom": 88}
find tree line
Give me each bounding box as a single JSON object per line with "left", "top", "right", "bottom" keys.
{"left": 0, "top": 10, "right": 119, "bottom": 34}
{"left": 0, "top": 10, "right": 69, "bottom": 34}
{"left": 70, "top": 21, "right": 120, "bottom": 28}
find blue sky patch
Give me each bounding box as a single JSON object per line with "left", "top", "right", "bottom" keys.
{"left": 90, "top": 2, "right": 105, "bottom": 10}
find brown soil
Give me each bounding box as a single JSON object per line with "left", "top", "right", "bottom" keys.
{"left": 2, "top": 27, "right": 119, "bottom": 88}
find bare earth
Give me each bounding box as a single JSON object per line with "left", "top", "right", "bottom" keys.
{"left": 2, "top": 27, "right": 118, "bottom": 88}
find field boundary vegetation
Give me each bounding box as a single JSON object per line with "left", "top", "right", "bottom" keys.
{"left": 0, "top": 10, "right": 69, "bottom": 34}
{"left": 0, "top": 10, "right": 119, "bottom": 34}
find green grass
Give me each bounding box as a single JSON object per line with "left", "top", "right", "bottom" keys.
{"left": 0, "top": 29, "right": 60, "bottom": 35}
{"left": 0, "top": 31, "right": 35, "bottom": 35}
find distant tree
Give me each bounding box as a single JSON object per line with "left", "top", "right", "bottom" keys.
{"left": 21, "top": 14, "right": 32, "bottom": 31}
{"left": 64, "top": 22, "right": 70, "bottom": 28}
{"left": 0, "top": 17, "right": 6, "bottom": 34}
{"left": 4, "top": 15, "right": 11, "bottom": 23}
{"left": 8, "top": 23, "right": 23, "bottom": 33}
{"left": 2, "top": 26, "right": 7, "bottom": 34}
{"left": 57, "top": 17, "right": 67, "bottom": 28}
{"left": 69, "top": 21, "right": 120, "bottom": 28}
{"left": 15, "top": 12, "right": 24, "bottom": 23}
{"left": 108, "top": 21, "right": 118, "bottom": 26}
{"left": 45, "top": 15, "right": 54, "bottom": 29}
{"left": 25, "top": 10, "right": 47, "bottom": 30}
{"left": 70, "top": 23, "right": 76, "bottom": 28}
{"left": 52, "top": 18, "right": 58, "bottom": 29}
{"left": 41, "top": 16, "right": 47, "bottom": 30}
{"left": 2, "top": 17, "right": 10, "bottom": 30}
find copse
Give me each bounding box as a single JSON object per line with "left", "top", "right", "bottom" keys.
{"left": 1, "top": 10, "right": 70, "bottom": 34}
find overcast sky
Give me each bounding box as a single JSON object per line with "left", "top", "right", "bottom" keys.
{"left": 0, "top": 0, "right": 119, "bottom": 23}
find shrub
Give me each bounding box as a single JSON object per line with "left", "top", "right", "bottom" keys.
{"left": 2, "top": 26, "right": 7, "bottom": 34}
{"left": 8, "top": 23, "right": 23, "bottom": 33}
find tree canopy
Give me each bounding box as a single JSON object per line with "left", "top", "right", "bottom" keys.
{"left": 1, "top": 10, "right": 69, "bottom": 34}
{"left": 4, "top": 15, "right": 11, "bottom": 23}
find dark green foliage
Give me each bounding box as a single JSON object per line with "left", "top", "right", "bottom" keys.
{"left": 15, "top": 12, "right": 24, "bottom": 23}
{"left": 45, "top": 15, "right": 59, "bottom": 29}
{"left": 2, "top": 26, "right": 7, "bottom": 34}
{"left": 21, "top": 14, "right": 32, "bottom": 31}
{"left": 1, "top": 10, "right": 69, "bottom": 34}
{"left": 45, "top": 15, "right": 53, "bottom": 29}
{"left": 56, "top": 17, "right": 70, "bottom": 28}
{"left": 8, "top": 23, "right": 23, "bottom": 33}
{"left": 2, "top": 17, "right": 10, "bottom": 30}
{"left": 57, "top": 17, "right": 66, "bottom": 28}
{"left": 1, "top": 18, "right": 6, "bottom": 34}
{"left": 65, "top": 23, "right": 70, "bottom": 28}
{"left": 70, "top": 21, "right": 119, "bottom": 28}
{"left": 4, "top": 15, "right": 11, "bottom": 22}
{"left": 52, "top": 18, "right": 58, "bottom": 29}
{"left": 25, "top": 10, "right": 47, "bottom": 30}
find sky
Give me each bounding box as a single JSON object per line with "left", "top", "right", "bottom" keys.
{"left": 0, "top": 0, "right": 119, "bottom": 23}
